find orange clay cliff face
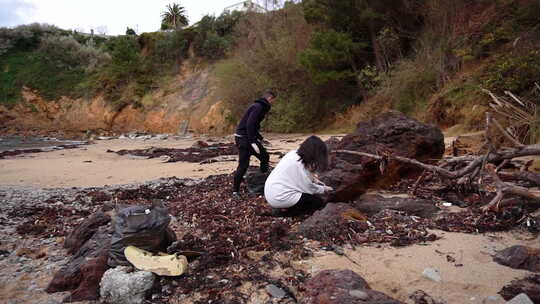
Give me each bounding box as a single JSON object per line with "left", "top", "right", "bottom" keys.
{"left": 0, "top": 67, "right": 232, "bottom": 138}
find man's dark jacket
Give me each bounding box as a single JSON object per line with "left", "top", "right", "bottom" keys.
{"left": 235, "top": 98, "right": 271, "bottom": 144}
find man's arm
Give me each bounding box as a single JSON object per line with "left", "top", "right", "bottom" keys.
{"left": 246, "top": 104, "right": 263, "bottom": 143}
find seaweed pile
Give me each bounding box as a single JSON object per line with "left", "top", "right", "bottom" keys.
{"left": 8, "top": 171, "right": 538, "bottom": 303}
{"left": 110, "top": 143, "right": 238, "bottom": 163}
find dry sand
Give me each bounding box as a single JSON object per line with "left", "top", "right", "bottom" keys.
{"left": 298, "top": 230, "right": 537, "bottom": 303}
{"left": 0, "top": 133, "right": 537, "bottom": 303}
{"left": 0, "top": 134, "right": 316, "bottom": 188}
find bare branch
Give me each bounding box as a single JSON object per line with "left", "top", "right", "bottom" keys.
{"left": 492, "top": 117, "right": 525, "bottom": 148}
{"left": 483, "top": 164, "right": 540, "bottom": 211}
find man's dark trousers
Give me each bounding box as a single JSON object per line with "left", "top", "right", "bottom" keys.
{"left": 233, "top": 136, "right": 269, "bottom": 192}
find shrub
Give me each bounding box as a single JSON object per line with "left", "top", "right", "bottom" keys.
{"left": 482, "top": 50, "right": 540, "bottom": 96}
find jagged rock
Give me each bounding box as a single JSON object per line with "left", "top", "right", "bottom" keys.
{"left": 64, "top": 211, "right": 111, "bottom": 254}
{"left": 100, "top": 266, "right": 155, "bottom": 304}
{"left": 303, "top": 269, "right": 404, "bottom": 303}
{"left": 298, "top": 203, "right": 368, "bottom": 243}
{"left": 354, "top": 194, "right": 440, "bottom": 218}
{"left": 321, "top": 111, "right": 444, "bottom": 201}
{"left": 46, "top": 225, "right": 112, "bottom": 302}
{"left": 500, "top": 275, "right": 540, "bottom": 303}
{"left": 494, "top": 246, "right": 540, "bottom": 272}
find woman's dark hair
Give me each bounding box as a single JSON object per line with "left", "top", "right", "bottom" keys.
{"left": 297, "top": 135, "right": 329, "bottom": 172}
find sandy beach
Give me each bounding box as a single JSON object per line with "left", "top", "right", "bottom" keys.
{"left": 0, "top": 134, "right": 313, "bottom": 188}
{"left": 0, "top": 133, "right": 537, "bottom": 304}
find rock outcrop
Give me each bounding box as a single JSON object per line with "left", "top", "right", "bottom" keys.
{"left": 303, "top": 269, "right": 403, "bottom": 303}
{"left": 494, "top": 246, "right": 540, "bottom": 272}
{"left": 322, "top": 111, "right": 444, "bottom": 201}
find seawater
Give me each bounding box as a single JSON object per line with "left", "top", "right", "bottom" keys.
{"left": 0, "top": 136, "right": 86, "bottom": 152}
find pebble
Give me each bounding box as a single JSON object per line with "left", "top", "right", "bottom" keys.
{"left": 349, "top": 289, "right": 369, "bottom": 300}
{"left": 265, "top": 284, "right": 287, "bottom": 299}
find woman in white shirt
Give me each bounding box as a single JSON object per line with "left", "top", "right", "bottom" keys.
{"left": 264, "top": 135, "right": 333, "bottom": 216}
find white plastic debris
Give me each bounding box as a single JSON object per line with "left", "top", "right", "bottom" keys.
{"left": 442, "top": 202, "right": 453, "bottom": 207}
{"left": 422, "top": 267, "right": 442, "bottom": 282}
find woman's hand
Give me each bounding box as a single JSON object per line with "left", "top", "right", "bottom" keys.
{"left": 323, "top": 186, "right": 333, "bottom": 193}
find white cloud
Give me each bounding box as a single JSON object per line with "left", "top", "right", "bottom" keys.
{"left": 0, "top": 0, "right": 259, "bottom": 34}
{"left": 0, "top": 0, "right": 36, "bottom": 27}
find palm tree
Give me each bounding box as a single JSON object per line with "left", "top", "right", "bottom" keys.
{"left": 161, "top": 3, "right": 189, "bottom": 30}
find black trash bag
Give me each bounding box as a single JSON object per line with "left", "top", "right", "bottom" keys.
{"left": 245, "top": 168, "right": 273, "bottom": 195}
{"left": 108, "top": 201, "right": 177, "bottom": 267}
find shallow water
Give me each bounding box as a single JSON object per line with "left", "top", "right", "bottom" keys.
{"left": 0, "top": 136, "right": 86, "bottom": 152}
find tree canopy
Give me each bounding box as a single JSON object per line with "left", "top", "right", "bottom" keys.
{"left": 161, "top": 3, "right": 189, "bottom": 30}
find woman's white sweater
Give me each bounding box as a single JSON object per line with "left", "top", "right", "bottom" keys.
{"left": 264, "top": 150, "right": 326, "bottom": 208}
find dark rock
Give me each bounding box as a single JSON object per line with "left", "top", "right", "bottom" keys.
{"left": 298, "top": 203, "right": 368, "bottom": 244}
{"left": 245, "top": 169, "right": 272, "bottom": 195}
{"left": 303, "top": 269, "right": 404, "bottom": 303}
{"left": 47, "top": 225, "right": 112, "bottom": 302}
{"left": 64, "top": 211, "right": 111, "bottom": 254}
{"left": 325, "top": 136, "right": 341, "bottom": 151}
{"left": 500, "top": 276, "right": 540, "bottom": 303}
{"left": 494, "top": 246, "right": 540, "bottom": 272}
{"left": 321, "top": 111, "right": 444, "bottom": 201}
{"left": 354, "top": 194, "right": 440, "bottom": 218}
{"left": 409, "top": 290, "right": 445, "bottom": 304}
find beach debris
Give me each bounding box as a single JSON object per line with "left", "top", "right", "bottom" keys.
{"left": 322, "top": 111, "right": 445, "bottom": 201}
{"left": 505, "top": 293, "right": 534, "bottom": 304}
{"left": 354, "top": 194, "right": 440, "bottom": 218}
{"left": 124, "top": 245, "right": 188, "bottom": 276}
{"left": 422, "top": 268, "right": 442, "bottom": 283}
{"left": 108, "top": 203, "right": 176, "bottom": 267}
{"left": 245, "top": 168, "right": 272, "bottom": 195}
{"left": 500, "top": 275, "right": 540, "bottom": 303}
{"left": 303, "top": 269, "right": 404, "bottom": 303}
{"left": 494, "top": 245, "right": 540, "bottom": 272}
{"left": 99, "top": 266, "right": 155, "bottom": 304}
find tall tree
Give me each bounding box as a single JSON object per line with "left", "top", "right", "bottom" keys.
{"left": 161, "top": 3, "right": 189, "bottom": 30}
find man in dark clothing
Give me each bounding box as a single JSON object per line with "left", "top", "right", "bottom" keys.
{"left": 232, "top": 91, "right": 277, "bottom": 194}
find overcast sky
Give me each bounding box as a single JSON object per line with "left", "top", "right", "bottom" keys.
{"left": 0, "top": 0, "right": 261, "bottom": 35}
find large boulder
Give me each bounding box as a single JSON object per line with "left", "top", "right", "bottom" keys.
{"left": 303, "top": 269, "right": 404, "bottom": 303}
{"left": 321, "top": 111, "right": 444, "bottom": 201}
{"left": 494, "top": 246, "right": 540, "bottom": 272}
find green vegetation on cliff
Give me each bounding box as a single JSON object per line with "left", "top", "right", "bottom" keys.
{"left": 1, "top": 1, "right": 539, "bottom": 138}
